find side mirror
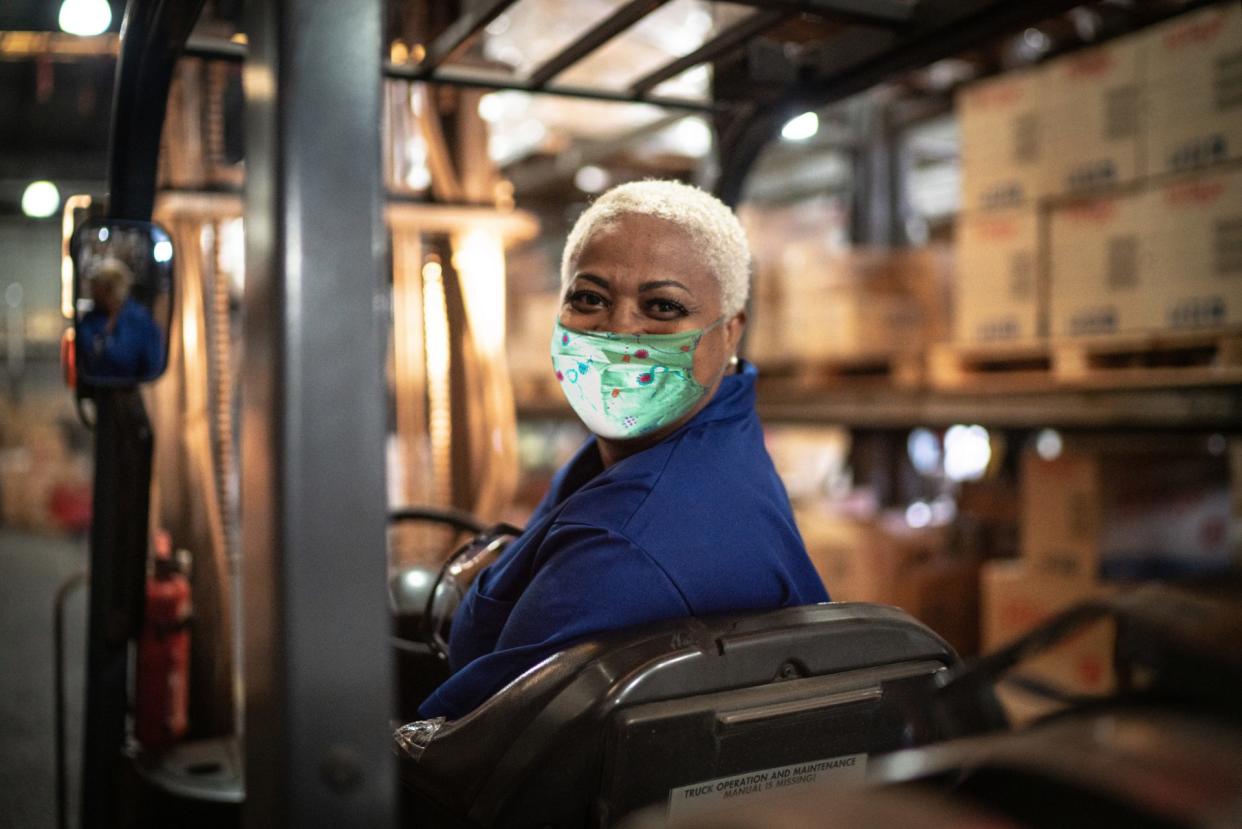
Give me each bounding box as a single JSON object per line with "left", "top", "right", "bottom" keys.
{"left": 70, "top": 219, "right": 173, "bottom": 386}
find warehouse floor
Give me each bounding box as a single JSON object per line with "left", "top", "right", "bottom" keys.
{"left": 0, "top": 530, "right": 87, "bottom": 829}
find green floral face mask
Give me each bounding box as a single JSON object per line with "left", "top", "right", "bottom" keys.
{"left": 550, "top": 318, "right": 724, "bottom": 440}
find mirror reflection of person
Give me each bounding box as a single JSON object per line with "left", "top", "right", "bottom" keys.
{"left": 78, "top": 258, "right": 163, "bottom": 380}
{"left": 416, "top": 181, "right": 829, "bottom": 722}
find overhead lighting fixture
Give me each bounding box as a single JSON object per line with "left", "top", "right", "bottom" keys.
{"left": 58, "top": 0, "right": 112, "bottom": 37}
{"left": 22, "top": 180, "right": 60, "bottom": 218}
{"left": 1035, "top": 428, "right": 1063, "bottom": 461}
{"left": 573, "top": 165, "right": 610, "bottom": 194}
{"left": 944, "top": 424, "right": 992, "bottom": 482}
{"left": 781, "top": 112, "right": 818, "bottom": 142}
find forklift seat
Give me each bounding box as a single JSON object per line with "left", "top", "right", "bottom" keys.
{"left": 397, "top": 602, "right": 1003, "bottom": 828}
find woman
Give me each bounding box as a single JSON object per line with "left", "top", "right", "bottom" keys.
{"left": 78, "top": 258, "right": 164, "bottom": 381}
{"left": 418, "top": 180, "right": 828, "bottom": 721}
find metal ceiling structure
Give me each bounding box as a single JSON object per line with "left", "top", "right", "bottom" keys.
{"left": 178, "top": 0, "right": 1220, "bottom": 205}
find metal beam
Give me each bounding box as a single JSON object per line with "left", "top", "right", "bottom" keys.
{"left": 416, "top": 0, "right": 519, "bottom": 76}
{"left": 241, "top": 0, "right": 394, "bottom": 824}
{"left": 630, "top": 9, "right": 789, "bottom": 97}
{"left": 183, "top": 39, "right": 721, "bottom": 112}
{"left": 525, "top": 0, "right": 669, "bottom": 88}
{"left": 387, "top": 61, "right": 722, "bottom": 112}
{"left": 715, "top": 0, "right": 1088, "bottom": 205}
{"left": 798, "top": 0, "right": 1087, "bottom": 106}
{"left": 722, "top": 0, "right": 916, "bottom": 28}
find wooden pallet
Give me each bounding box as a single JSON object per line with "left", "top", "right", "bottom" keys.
{"left": 931, "top": 329, "right": 1242, "bottom": 391}
{"left": 929, "top": 340, "right": 1054, "bottom": 391}
{"left": 758, "top": 351, "right": 924, "bottom": 392}
{"left": 1051, "top": 329, "right": 1242, "bottom": 388}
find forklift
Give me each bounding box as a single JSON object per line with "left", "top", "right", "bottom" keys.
{"left": 60, "top": 0, "right": 1242, "bottom": 826}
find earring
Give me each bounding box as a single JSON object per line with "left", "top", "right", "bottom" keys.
{"left": 729, "top": 355, "right": 739, "bottom": 368}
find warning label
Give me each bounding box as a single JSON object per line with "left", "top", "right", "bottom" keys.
{"left": 666, "top": 753, "right": 867, "bottom": 820}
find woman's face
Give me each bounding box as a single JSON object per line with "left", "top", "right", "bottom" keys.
{"left": 560, "top": 213, "right": 745, "bottom": 390}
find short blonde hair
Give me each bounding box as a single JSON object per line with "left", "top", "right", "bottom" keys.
{"left": 92, "top": 258, "right": 133, "bottom": 303}
{"left": 560, "top": 179, "right": 751, "bottom": 316}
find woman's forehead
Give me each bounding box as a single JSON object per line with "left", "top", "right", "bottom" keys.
{"left": 572, "top": 214, "right": 719, "bottom": 292}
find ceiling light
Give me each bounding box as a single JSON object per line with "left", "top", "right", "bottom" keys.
{"left": 58, "top": 0, "right": 112, "bottom": 37}
{"left": 781, "top": 112, "right": 818, "bottom": 142}
{"left": 944, "top": 424, "right": 992, "bottom": 482}
{"left": 1035, "top": 428, "right": 1063, "bottom": 461}
{"left": 573, "top": 165, "right": 610, "bottom": 194}
{"left": 153, "top": 239, "right": 174, "bottom": 264}
{"left": 22, "top": 181, "right": 60, "bottom": 218}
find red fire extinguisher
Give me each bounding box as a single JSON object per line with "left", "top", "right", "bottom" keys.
{"left": 135, "top": 531, "right": 192, "bottom": 752}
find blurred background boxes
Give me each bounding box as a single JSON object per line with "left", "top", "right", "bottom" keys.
{"left": 1048, "top": 165, "right": 1242, "bottom": 340}
{"left": 796, "top": 507, "right": 979, "bottom": 656}
{"left": 1048, "top": 189, "right": 1147, "bottom": 337}
{"left": 1043, "top": 36, "right": 1145, "bottom": 194}
{"left": 954, "top": 207, "right": 1042, "bottom": 343}
{"left": 747, "top": 247, "right": 948, "bottom": 364}
{"left": 1021, "top": 444, "right": 1232, "bottom": 582}
{"left": 1144, "top": 166, "right": 1242, "bottom": 330}
{"left": 958, "top": 68, "right": 1048, "bottom": 210}
{"left": 507, "top": 291, "right": 562, "bottom": 397}
{"left": 1144, "top": 3, "right": 1242, "bottom": 175}
{"left": 980, "top": 558, "right": 1116, "bottom": 696}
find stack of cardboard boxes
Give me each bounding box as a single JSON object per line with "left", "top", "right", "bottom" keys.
{"left": 797, "top": 507, "right": 980, "bottom": 657}
{"left": 0, "top": 398, "right": 92, "bottom": 535}
{"left": 747, "top": 245, "right": 952, "bottom": 366}
{"left": 956, "top": 2, "right": 1242, "bottom": 346}
{"left": 507, "top": 291, "right": 563, "bottom": 402}
{"left": 981, "top": 440, "right": 1234, "bottom": 698}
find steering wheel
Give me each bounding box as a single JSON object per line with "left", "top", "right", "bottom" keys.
{"left": 388, "top": 507, "right": 523, "bottom": 661}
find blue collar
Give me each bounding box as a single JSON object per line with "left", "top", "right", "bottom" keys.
{"left": 552, "top": 361, "right": 758, "bottom": 502}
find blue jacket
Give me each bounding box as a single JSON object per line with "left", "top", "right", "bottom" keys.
{"left": 78, "top": 298, "right": 163, "bottom": 380}
{"left": 418, "top": 362, "right": 829, "bottom": 720}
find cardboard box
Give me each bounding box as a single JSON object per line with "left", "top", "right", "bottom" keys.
{"left": 796, "top": 509, "right": 946, "bottom": 606}
{"left": 749, "top": 248, "right": 939, "bottom": 361}
{"left": 958, "top": 68, "right": 1049, "bottom": 210}
{"left": 1044, "top": 36, "right": 1146, "bottom": 193}
{"left": 1144, "top": 3, "right": 1242, "bottom": 175}
{"left": 891, "top": 246, "right": 955, "bottom": 345}
{"left": 782, "top": 290, "right": 923, "bottom": 360}
{"left": 507, "top": 291, "right": 561, "bottom": 392}
{"left": 795, "top": 509, "right": 980, "bottom": 653}
{"left": 1048, "top": 189, "right": 1149, "bottom": 337}
{"left": 980, "top": 559, "right": 1116, "bottom": 695}
{"left": 1143, "top": 166, "right": 1242, "bottom": 330}
{"left": 1021, "top": 447, "right": 1233, "bottom": 581}
{"left": 902, "top": 556, "right": 981, "bottom": 658}
{"left": 954, "top": 207, "right": 1043, "bottom": 342}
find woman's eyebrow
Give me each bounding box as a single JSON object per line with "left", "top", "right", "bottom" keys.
{"left": 573, "top": 273, "right": 610, "bottom": 290}
{"left": 639, "top": 279, "right": 690, "bottom": 293}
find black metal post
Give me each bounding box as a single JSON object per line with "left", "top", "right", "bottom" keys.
{"left": 241, "top": 0, "right": 394, "bottom": 824}
{"left": 77, "top": 3, "right": 206, "bottom": 826}
{"left": 55, "top": 571, "right": 88, "bottom": 829}
{"left": 79, "top": 389, "right": 154, "bottom": 829}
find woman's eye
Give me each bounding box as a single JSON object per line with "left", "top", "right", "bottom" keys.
{"left": 568, "top": 290, "right": 607, "bottom": 310}
{"left": 647, "top": 298, "right": 688, "bottom": 318}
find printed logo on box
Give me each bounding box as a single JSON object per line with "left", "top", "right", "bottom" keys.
{"left": 1070, "top": 307, "right": 1118, "bottom": 336}
{"left": 1168, "top": 135, "right": 1231, "bottom": 173}
{"left": 667, "top": 754, "right": 868, "bottom": 822}
{"left": 1168, "top": 296, "right": 1226, "bottom": 329}
{"left": 976, "top": 317, "right": 1021, "bottom": 342}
